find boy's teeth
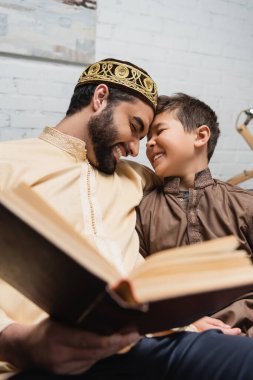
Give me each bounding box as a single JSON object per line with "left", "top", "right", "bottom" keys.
{"left": 154, "top": 153, "right": 163, "bottom": 161}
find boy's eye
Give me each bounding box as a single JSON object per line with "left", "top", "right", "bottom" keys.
{"left": 157, "top": 129, "right": 165, "bottom": 135}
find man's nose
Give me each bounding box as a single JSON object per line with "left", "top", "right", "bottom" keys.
{"left": 128, "top": 139, "right": 140, "bottom": 157}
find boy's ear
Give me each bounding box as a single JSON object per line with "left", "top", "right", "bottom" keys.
{"left": 194, "top": 125, "right": 210, "bottom": 148}
{"left": 92, "top": 84, "right": 109, "bottom": 112}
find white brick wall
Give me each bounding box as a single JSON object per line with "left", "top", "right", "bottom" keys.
{"left": 0, "top": 56, "right": 82, "bottom": 140}
{"left": 0, "top": 0, "right": 253, "bottom": 187}
{"left": 96, "top": 0, "right": 253, "bottom": 188}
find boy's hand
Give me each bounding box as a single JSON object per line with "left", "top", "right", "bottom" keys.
{"left": 0, "top": 318, "right": 140, "bottom": 375}
{"left": 193, "top": 316, "right": 241, "bottom": 335}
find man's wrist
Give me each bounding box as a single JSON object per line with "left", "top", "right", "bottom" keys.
{"left": 0, "top": 323, "right": 28, "bottom": 368}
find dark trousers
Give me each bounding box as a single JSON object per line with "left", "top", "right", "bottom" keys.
{"left": 11, "top": 330, "right": 253, "bottom": 380}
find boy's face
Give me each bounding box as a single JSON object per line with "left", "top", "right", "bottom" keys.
{"left": 146, "top": 110, "right": 197, "bottom": 178}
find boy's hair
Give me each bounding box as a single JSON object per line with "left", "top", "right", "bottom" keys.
{"left": 156, "top": 93, "right": 220, "bottom": 161}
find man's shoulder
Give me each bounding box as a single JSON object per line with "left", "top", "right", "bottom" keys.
{"left": 117, "top": 159, "right": 161, "bottom": 180}
{"left": 0, "top": 137, "right": 42, "bottom": 160}
{"left": 117, "top": 159, "right": 152, "bottom": 175}
{"left": 0, "top": 136, "right": 41, "bottom": 150}
{"left": 116, "top": 159, "right": 161, "bottom": 189}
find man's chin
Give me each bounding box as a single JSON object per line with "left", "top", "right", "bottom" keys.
{"left": 99, "top": 166, "right": 116, "bottom": 175}
{"left": 95, "top": 160, "right": 117, "bottom": 175}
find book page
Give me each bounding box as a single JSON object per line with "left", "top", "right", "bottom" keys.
{"left": 131, "top": 252, "right": 253, "bottom": 303}
{"left": 128, "top": 236, "right": 253, "bottom": 303}
{"left": 130, "top": 235, "right": 239, "bottom": 279}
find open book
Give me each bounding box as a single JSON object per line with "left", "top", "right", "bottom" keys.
{"left": 0, "top": 183, "right": 253, "bottom": 335}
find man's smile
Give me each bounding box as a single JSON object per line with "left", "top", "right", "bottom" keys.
{"left": 113, "top": 143, "right": 129, "bottom": 161}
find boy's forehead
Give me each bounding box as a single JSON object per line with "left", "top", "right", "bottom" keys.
{"left": 147, "top": 110, "right": 180, "bottom": 138}
{"left": 150, "top": 110, "right": 174, "bottom": 128}
{"left": 147, "top": 113, "right": 164, "bottom": 137}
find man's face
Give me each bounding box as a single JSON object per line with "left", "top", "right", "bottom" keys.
{"left": 88, "top": 98, "right": 154, "bottom": 174}
{"left": 146, "top": 111, "right": 196, "bottom": 178}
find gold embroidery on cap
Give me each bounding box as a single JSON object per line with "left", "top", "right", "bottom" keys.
{"left": 115, "top": 65, "right": 129, "bottom": 78}
{"left": 88, "top": 63, "right": 100, "bottom": 75}
{"left": 76, "top": 60, "right": 157, "bottom": 109}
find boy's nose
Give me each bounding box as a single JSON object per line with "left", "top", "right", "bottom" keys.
{"left": 146, "top": 139, "right": 156, "bottom": 148}
{"left": 128, "top": 140, "right": 140, "bottom": 157}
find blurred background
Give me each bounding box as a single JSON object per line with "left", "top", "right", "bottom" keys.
{"left": 0, "top": 0, "right": 252, "bottom": 187}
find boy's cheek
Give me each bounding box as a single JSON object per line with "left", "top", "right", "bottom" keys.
{"left": 146, "top": 152, "right": 152, "bottom": 165}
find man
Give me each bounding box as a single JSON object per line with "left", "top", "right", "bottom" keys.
{"left": 2, "top": 62, "right": 253, "bottom": 380}
{"left": 0, "top": 58, "right": 157, "bottom": 378}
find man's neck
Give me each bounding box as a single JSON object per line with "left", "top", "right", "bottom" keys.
{"left": 55, "top": 109, "right": 90, "bottom": 143}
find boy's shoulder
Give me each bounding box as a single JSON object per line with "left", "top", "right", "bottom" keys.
{"left": 138, "top": 183, "right": 165, "bottom": 212}
{"left": 214, "top": 178, "right": 253, "bottom": 197}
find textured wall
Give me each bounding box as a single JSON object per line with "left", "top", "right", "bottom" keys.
{"left": 96, "top": 0, "right": 253, "bottom": 187}
{"left": 0, "top": 0, "right": 95, "bottom": 139}
{"left": 0, "top": 0, "right": 253, "bottom": 187}
{"left": 0, "top": 56, "right": 82, "bottom": 140}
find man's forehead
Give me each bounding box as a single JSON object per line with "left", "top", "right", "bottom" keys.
{"left": 129, "top": 99, "right": 154, "bottom": 123}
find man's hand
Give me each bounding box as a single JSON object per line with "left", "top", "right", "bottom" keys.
{"left": 193, "top": 316, "right": 241, "bottom": 335}
{"left": 0, "top": 318, "right": 140, "bottom": 375}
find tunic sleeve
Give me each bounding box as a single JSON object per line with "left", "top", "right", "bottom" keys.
{"left": 124, "top": 160, "right": 161, "bottom": 191}
{"left": 245, "top": 194, "right": 253, "bottom": 257}
{"left": 135, "top": 205, "right": 149, "bottom": 258}
{"left": 0, "top": 310, "right": 14, "bottom": 333}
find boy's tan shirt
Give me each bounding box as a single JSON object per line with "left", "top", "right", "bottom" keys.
{"left": 136, "top": 168, "right": 253, "bottom": 258}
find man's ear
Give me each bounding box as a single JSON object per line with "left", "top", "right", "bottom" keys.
{"left": 194, "top": 125, "right": 210, "bottom": 148}
{"left": 92, "top": 84, "right": 110, "bottom": 111}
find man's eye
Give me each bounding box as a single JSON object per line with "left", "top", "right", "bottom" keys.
{"left": 130, "top": 123, "right": 137, "bottom": 133}
{"left": 147, "top": 134, "right": 154, "bottom": 141}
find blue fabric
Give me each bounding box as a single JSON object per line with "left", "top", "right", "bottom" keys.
{"left": 11, "top": 330, "right": 253, "bottom": 379}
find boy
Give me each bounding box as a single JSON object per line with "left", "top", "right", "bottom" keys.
{"left": 136, "top": 93, "right": 253, "bottom": 335}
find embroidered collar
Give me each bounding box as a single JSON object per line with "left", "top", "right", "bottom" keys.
{"left": 163, "top": 168, "right": 214, "bottom": 194}
{"left": 39, "top": 127, "right": 87, "bottom": 162}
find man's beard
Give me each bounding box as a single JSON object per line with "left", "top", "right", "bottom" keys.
{"left": 88, "top": 105, "right": 119, "bottom": 174}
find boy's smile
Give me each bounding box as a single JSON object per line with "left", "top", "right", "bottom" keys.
{"left": 146, "top": 111, "right": 197, "bottom": 178}
{"left": 153, "top": 152, "right": 164, "bottom": 162}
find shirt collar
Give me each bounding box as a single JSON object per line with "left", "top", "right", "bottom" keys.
{"left": 39, "top": 127, "right": 87, "bottom": 162}
{"left": 163, "top": 168, "right": 214, "bottom": 194}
